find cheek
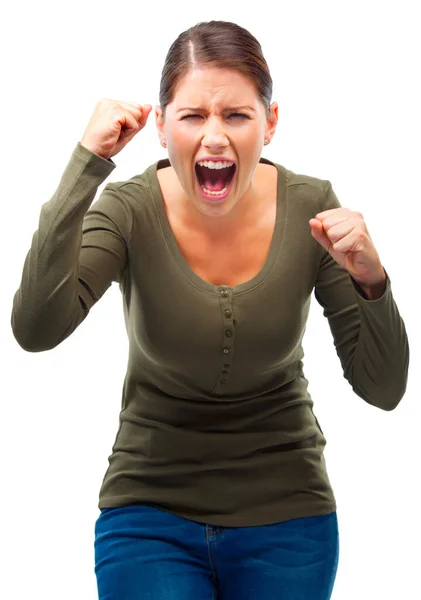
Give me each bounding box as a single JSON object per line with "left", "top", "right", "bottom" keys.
{"left": 237, "top": 124, "right": 263, "bottom": 145}
{"left": 169, "top": 125, "right": 196, "bottom": 145}
{"left": 167, "top": 130, "right": 194, "bottom": 164}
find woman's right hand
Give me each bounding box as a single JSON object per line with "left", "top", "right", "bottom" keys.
{"left": 80, "top": 99, "right": 153, "bottom": 160}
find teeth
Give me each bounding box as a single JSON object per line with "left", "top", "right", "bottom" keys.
{"left": 197, "top": 160, "right": 234, "bottom": 169}
{"left": 201, "top": 185, "right": 228, "bottom": 196}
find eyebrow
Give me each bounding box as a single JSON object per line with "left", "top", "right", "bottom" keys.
{"left": 177, "top": 105, "right": 256, "bottom": 114}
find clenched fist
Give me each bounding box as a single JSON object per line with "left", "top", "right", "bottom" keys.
{"left": 80, "top": 98, "right": 152, "bottom": 160}
{"left": 309, "top": 208, "right": 386, "bottom": 292}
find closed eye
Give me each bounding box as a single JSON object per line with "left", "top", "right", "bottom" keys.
{"left": 228, "top": 113, "right": 250, "bottom": 119}
{"left": 181, "top": 114, "right": 203, "bottom": 120}
{"left": 180, "top": 113, "right": 250, "bottom": 121}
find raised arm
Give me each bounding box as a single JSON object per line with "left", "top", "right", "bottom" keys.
{"left": 312, "top": 181, "right": 409, "bottom": 411}
{"left": 11, "top": 144, "right": 127, "bottom": 351}
{"left": 11, "top": 99, "right": 152, "bottom": 352}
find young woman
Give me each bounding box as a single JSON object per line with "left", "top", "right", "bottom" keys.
{"left": 12, "top": 20, "right": 409, "bottom": 600}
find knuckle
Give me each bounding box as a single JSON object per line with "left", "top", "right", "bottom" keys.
{"left": 357, "top": 230, "right": 367, "bottom": 243}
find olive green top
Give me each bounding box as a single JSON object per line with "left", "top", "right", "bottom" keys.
{"left": 11, "top": 142, "right": 409, "bottom": 526}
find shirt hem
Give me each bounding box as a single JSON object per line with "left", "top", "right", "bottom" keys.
{"left": 97, "top": 497, "right": 338, "bottom": 528}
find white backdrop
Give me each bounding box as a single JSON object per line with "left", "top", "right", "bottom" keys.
{"left": 1, "top": 1, "right": 419, "bottom": 598}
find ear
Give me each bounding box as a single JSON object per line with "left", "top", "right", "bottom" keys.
{"left": 264, "top": 102, "right": 278, "bottom": 144}
{"left": 155, "top": 105, "right": 166, "bottom": 144}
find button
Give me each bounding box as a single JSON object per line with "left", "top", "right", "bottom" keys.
{"left": 222, "top": 369, "right": 229, "bottom": 375}
{"left": 225, "top": 329, "right": 233, "bottom": 338}
{"left": 223, "top": 364, "right": 230, "bottom": 369}
{"left": 220, "top": 379, "right": 227, "bottom": 384}
{"left": 224, "top": 310, "right": 232, "bottom": 318}
{"left": 223, "top": 347, "right": 230, "bottom": 355}
{"left": 220, "top": 289, "right": 228, "bottom": 298}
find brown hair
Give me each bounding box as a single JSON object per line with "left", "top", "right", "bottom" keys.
{"left": 159, "top": 21, "right": 273, "bottom": 118}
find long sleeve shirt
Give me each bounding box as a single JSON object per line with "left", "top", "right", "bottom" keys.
{"left": 11, "top": 142, "right": 409, "bottom": 527}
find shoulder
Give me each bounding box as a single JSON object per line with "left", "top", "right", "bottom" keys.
{"left": 98, "top": 159, "right": 165, "bottom": 217}
{"left": 104, "top": 159, "right": 164, "bottom": 196}
{"left": 261, "top": 157, "right": 339, "bottom": 211}
{"left": 85, "top": 160, "right": 164, "bottom": 239}
{"left": 265, "top": 158, "right": 329, "bottom": 195}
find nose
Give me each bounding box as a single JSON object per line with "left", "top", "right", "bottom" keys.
{"left": 201, "top": 117, "right": 229, "bottom": 150}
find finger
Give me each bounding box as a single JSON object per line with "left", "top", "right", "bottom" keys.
{"left": 118, "top": 101, "right": 143, "bottom": 112}
{"left": 309, "top": 218, "right": 332, "bottom": 252}
{"left": 331, "top": 229, "right": 370, "bottom": 253}
{"left": 116, "top": 111, "right": 141, "bottom": 136}
{"left": 120, "top": 102, "right": 152, "bottom": 129}
{"left": 314, "top": 208, "right": 350, "bottom": 221}
{"left": 315, "top": 214, "right": 351, "bottom": 233}
{"left": 324, "top": 219, "right": 355, "bottom": 244}
{"left": 139, "top": 104, "right": 152, "bottom": 129}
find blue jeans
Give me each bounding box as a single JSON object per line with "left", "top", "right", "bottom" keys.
{"left": 94, "top": 505, "right": 339, "bottom": 599}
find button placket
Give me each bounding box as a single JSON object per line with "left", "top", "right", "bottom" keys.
{"left": 217, "top": 287, "right": 234, "bottom": 389}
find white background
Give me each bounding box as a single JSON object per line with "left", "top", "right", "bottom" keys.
{"left": 1, "top": 0, "right": 419, "bottom": 598}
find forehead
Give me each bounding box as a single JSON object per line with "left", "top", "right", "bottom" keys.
{"left": 170, "top": 67, "right": 261, "bottom": 108}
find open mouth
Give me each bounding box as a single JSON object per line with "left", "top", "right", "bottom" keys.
{"left": 195, "top": 160, "right": 237, "bottom": 198}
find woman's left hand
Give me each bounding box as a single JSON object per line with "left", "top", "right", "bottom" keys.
{"left": 309, "top": 208, "right": 386, "bottom": 288}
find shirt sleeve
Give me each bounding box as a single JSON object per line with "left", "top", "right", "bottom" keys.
{"left": 11, "top": 142, "right": 132, "bottom": 352}
{"left": 313, "top": 181, "right": 409, "bottom": 411}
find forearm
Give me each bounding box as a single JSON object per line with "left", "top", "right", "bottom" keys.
{"left": 349, "top": 272, "right": 409, "bottom": 410}
{"left": 11, "top": 143, "right": 115, "bottom": 351}
{"left": 353, "top": 269, "right": 387, "bottom": 301}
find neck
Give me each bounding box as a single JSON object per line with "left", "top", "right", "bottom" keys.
{"left": 171, "top": 164, "right": 275, "bottom": 238}
{"left": 187, "top": 187, "right": 261, "bottom": 237}
{"left": 157, "top": 162, "right": 277, "bottom": 240}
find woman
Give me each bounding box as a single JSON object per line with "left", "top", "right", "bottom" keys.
{"left": 11, "top": 20, "right": 409, "bottom": 600}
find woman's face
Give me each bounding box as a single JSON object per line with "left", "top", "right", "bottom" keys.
{"left": 155, "top": 67, "right": 278, "bottom": 218}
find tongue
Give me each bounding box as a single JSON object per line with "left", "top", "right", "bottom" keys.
{"left": 197, "top": 165, "right": 232, "bottom": 192}
{"left": 203, "top": 174, "right": 227, "bottom": 192}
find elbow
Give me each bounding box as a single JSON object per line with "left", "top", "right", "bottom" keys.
{"left": 352, "top": 376, "right": 408, "bottom": 412}
{"left": 11, "top": 309, "right": 62, "bottom": 353}
{"left": 11, "top": 319, "right": 56, "bottom": 353}
{"left": 14, "top": 340, "right": 52, "bottom": 353}
{"left": 382, "top": 376, "right": 409, "bottom": 411}
{"left": 349, "top": 342, "right": 410, "bottom": 412}
{"left": 376, "top": 395, "right": 403, "bottom": 412}
{"left": 11, "top": 302, "right": 89, "bottom": 352}
{"left": 11, "top": 281, "right": 91, "bottom": 352}
{"left": 12, "top": 334, "right": 47, "bottom": 353}
{"left": 11, "top": 291, "right": 52, "bottom": 351}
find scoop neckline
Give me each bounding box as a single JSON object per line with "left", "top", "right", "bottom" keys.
{"left": 147, "top": 157, "right": 288, "bottom": 295}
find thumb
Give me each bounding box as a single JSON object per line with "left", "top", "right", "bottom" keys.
{"left": 139, "top": 104, "right": 153, "bottom": 129}
{"left": 142, "top": 104, "right": 153, "bottom": 116}
{"left": 309, "top": 218, "right": 331, "bottom": 252}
